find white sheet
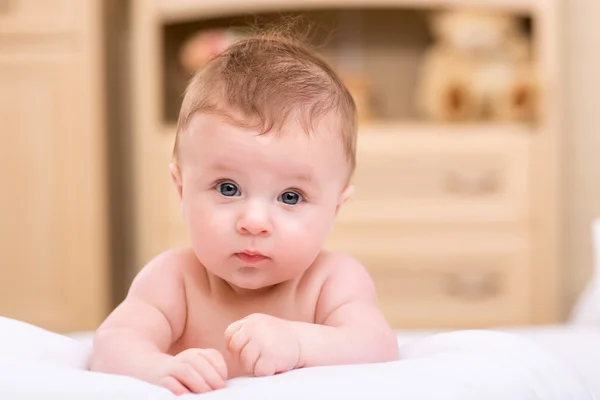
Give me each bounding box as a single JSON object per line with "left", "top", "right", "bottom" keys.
{"left": 0, "top": 317, "right": 595, "bottom": 399}
{"left": 500, "top": 326, "right": 600, "bottom": 398}
{"left": 196, "top": 329, "right": 596, "bottom": 400}
{"left": 570, "top": 219, "right": 600, "bottom": 326}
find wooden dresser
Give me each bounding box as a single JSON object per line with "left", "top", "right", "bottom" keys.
{"left": 130, "top": 0, "right": 562, "bottom": 329}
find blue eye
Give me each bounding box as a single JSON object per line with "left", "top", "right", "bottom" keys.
{"left": 278, "top": 191, "right": 303, "bottom": 205}
{"left": 216, "top": 182, "right": 240, "bottom": 197}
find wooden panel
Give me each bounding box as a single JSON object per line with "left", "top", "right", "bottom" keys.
{"left": 131, "top": 0, "right": 167, "bottom": 267}
{"left": 325, "top": 224, "right": 531, "bottom": 328}
{"left": 0, "top": 47, "right": 106, "bottom": 332}
{"left": 157, "top": 0, "right": 538, "bottom": 24}
{"left": 528, "top": 0, "right": 561, "bottom": 323}
{"left": 0, "top": 0, "right": 79, "bottom": 33}
{"left": 339, "top": 129, "right": 531, "bottom": 224}
{"left": 562, "top": 0, "right": 600, "bottom": 316}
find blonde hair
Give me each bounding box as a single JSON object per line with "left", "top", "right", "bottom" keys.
{"left": 174, "top": 30, "right": 358, "bottom": 172}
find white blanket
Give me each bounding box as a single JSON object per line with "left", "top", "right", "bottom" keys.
{"left": 0, "top": 317, "right": 595, "bottom": 399}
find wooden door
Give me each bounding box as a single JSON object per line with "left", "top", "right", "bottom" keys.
{"left": 0, "top": 2, "right": 107, "bottom": 333}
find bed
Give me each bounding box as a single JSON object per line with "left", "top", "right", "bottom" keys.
{"left": 0, "top": 318, "right": 599, "bottom": 399}
{"left": 1, "top": 221, "right": 599, "bottom": 399}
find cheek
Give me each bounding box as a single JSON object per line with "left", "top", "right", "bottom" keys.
{"left": 184, "top": 197, "right": 233, "bottom": 245}
{"left": 276, "top": 206, "right": 335, "bottom": 253}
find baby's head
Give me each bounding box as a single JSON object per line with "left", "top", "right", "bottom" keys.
{"left": 170, "top": 32, "right": 357, "bottom": 292}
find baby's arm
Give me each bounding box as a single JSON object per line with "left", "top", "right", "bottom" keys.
{"left": 89, "top": 250, "right": 186, "bottom": 380}
{"left": 295, "top": 254, "right": 399, "bottom": 367}
{"left": 89, "top": 250, "right": 226, "bottom": 393}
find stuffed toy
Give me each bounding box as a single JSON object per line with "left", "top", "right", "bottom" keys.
{"left": 415, "top": 9, "right": 539, "bottom": 122}
{"left": 166, "top": 28, "right": 246, "bottom": 117}
{"left": 179, "top": 28, "right": 246, "bottom": 73}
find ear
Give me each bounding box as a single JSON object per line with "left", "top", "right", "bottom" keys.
{"left": 335, "top": 184, "right": 354, "bottom": 215}
{"left": 169, "top": 162, "right": 183, "bottom": 199}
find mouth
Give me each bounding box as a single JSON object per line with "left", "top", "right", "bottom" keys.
{"left": 235, "top": 251, "right": 269, "bottom": 264}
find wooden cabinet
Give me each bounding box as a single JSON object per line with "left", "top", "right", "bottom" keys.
{"left": 131, "top": 0, "right": 562, "bottom": 329}
{"left": 0, "top": 1, "right": 108, "bottom": 333}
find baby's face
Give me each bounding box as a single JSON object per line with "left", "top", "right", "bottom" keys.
{"left": 172, "top": 113, "right": 352, "bottom": 291}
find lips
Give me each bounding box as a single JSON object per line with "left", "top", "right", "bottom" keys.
{"left": 235, "top": 251, "right": 269, "bottom": 264}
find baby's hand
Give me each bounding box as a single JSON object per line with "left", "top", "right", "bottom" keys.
{"left": 225, "top": 313, "right": 301, "bottom": 377}
{"left": 158, "top": 348, "right": 227, "bottom": 395}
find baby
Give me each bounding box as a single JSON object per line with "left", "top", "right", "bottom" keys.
{"left": 89, "top": 32, "right": 399, "bottom": 395}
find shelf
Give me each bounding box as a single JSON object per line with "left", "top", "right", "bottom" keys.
{"left": 157, "top": 0, "right": 538, "bottom": 24}
{"left": 162, "top": 120, "right": 536, "bottom": 138}
{"left": 359, "top": 121, "right": 535, "bottom": 136}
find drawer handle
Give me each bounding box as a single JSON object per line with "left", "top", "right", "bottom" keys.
{"left": 444, "top": 271, "right": 502, "bottom": 300}
{"left": 444, "top": 170, "right": 501, "bottom": 196}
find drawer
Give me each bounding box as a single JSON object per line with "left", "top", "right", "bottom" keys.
{"left": 338, "top": 131, "right": 530, "bottom": 224}
{"left": 325, "top": 226, "right": 531, "bottom": 329}
{"left": 0, "top": 0, "right": 79, "bottom": 33}
{"left": 370, "top": 252, "right": 530, "bottom": 329}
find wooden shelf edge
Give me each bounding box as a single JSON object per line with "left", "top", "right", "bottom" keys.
{"left": 157, "top": 0, "right": 537, "bottom": 25}
{"left": 359, "top": 120, "right": 537, "bottom": 136}
{"left": 162, "top": 120, "right": 537, "bottom": 137}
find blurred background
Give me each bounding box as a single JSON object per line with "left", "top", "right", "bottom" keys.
{"left": 1, "top": 0, "right": 598, "bottom": 334}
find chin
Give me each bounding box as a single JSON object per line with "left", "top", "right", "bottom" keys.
{"left": 229, "top": 273, "right": 292, "bottom": 292}
{"left": 232, "top": 278, "right": 281, "bottom": 291}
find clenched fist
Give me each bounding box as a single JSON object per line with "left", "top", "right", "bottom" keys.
{"left": 158, "top": 348, "right": 227, "bottom": 395}
{"left": 224, "top": 313, "right": 301, "bottom": 377}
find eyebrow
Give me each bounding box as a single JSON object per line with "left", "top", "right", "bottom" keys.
{"left": 286, "top": 172, "right": 313, "bottom": 183}
{"left": 209, "top": 162, "right": 313, "bottom": 183}
{"left": 209, "top": 163, "right": 241, "bottom": 173}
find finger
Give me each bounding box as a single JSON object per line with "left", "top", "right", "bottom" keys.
{"left": 224, "top": 318, "right": 246, "bottom": 343}
{"left": 240, "top": 339, "right": 261, "bottom": 375}
{"left": 253, "top": 353, "right": 277, "bottom": 377}
{"left": 199, "top": 349, "right": 228, "bottom": 381}
{"left": 172, "top": 364, "right": 211, "bottom": 394}
{"left": 188, "top": 352, "right": 226, "bottom": 390}
{"left": 227, "top": 325, "right": 251, "bottom": 357}
{"left": 160, "top": 376, "right": 191, "bottom": 396}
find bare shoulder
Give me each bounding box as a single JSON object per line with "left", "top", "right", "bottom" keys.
{"left": 311, "top": 250, "right": 377, "bottom": 295}
{"left": 99, "top": 247, "right": 201, "bottom": 342}
{"left": 311, "top": 250, "right": 379, "bottom": 325}
{"left": 129, "top": 247, "right": 198, "bottom": 297}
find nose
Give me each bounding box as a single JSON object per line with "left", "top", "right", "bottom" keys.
{"left": 236, "top": 200, "right": 272, "bottom": 236}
